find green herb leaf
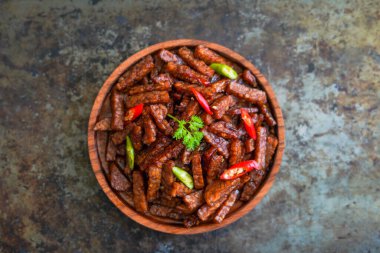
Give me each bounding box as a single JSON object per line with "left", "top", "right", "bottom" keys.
{"left": 168, "top": 115, "right": 205, "bottom": 150}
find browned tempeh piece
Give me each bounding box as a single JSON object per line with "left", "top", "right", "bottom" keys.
{"left": 116, "top": 55, "right": 154, "bottom": 91}
{"left": 127, "top": 82, "right": 171, "bottom": 95}
{"left": 132, "top": 171, "right": 148, "bottom": 212}
{"left": 203, "top": 146, "right": 218, "bottom": 168}
{"left": 162, "top": 160, "right": 175, "bottom": 194}
{"left": 204, "top": 178, "right": 240, "bottom": 206}
{"left": 152, "top": 196, "right": 181, "bottom": 208}
{"left": 126, "top": 91, "right": 170, "bottom": 108}
{"left": 149, "top": 104, "right": 173, "bottom": 135}
{"left": 245, "top": 138, "right": 255, "bottom": 153}
{"left": 108, "top": 163, "right": 131, "bottom": 191}
{"left": 149, "top": 205, "right": 185, "bottom": 220}
{"left": 226, "top": 81, "right": 267, "bottom": 105}
{"left": 242, "top": 69, "right": 257, "bottom": 87}
{"left": 142, "top": 111, "right": 157, "bottom": 145}
{"left": 115, "top": 155, "right": 125, "bottom": 170}
{"left": 210, "top": 95, "right": 236, "bottom": 119}
{"left": 94, "top": 117, "right": 112, "bottom": 131}
{"left": 173, "top": 82, "right": 207, "bottom": 96}
{"left": 150, "top": 141, "right": 185, "bottom": 168}
{"left": 254, "top": 126, "right": 267, "bottom": 170}
{"left": 170, "top": 182, "right": 193, "bottom": 197}
{"left": 197, "top": 194, "right": 229, "bottom": 221}
{"left": 111, "top": 123, "right": 135, "bottom": 145}
{"left": 255, "top": 114, "right": 265, "bottom": 129}
{"left": 181, "top": 99, "right": 201, "bottom": 121}
{"left": 191, "top": 153, "right": 204, "bottom": 189}
{"left": 166, "top": 62, "right": 210, "bottom": 86}
{"left": 158, "top": 49, "right": 185, "bottom": 64}
{"left": 241, "top": 170, "right": 265, "bottom": 201}
{"left": 110, "top": 89, "right": 125, "bottom": 130}
{"left": 152, "top": 73, "right": 174, "bottom": 85}
{"left": 259, "top": 103, "right": 277, "bottom": 126}
{"left": 209, "top": 121, "right": 240, "bottom": 139}
{"left": 181, "top": 149, "right": 192, "bottom": 165}
{"left": 194, "top": 45, "right": 234, "bottom": 67}
{"left": 227, "top": 107, "right": 258, "bottom": 115}
{"left": 214, "top": 189, "right": 240, "bottom": 223}
{"left": 116, "top": 144, "right": 126, "bottom": 156}
{"left": 203, "top": 79, "right": 229, "bottom": 97}
{"left": 200, "top": 112, "right": 215, "bottom": 126}
{"left": 207, "top": 153, "right": 227, "bottom": 181}
{"left": 265, "top": 135, "right": 278, "bottom": 168}
{"left": 147, "top": 166, "right": 162, "bottom": 202}
{"left": 202, "top": 128, "right": 230, "bottom": 158}
{"left": 184, "top": 215, "right": 200, "bottom": 228}
{"left": 183, "top": 190, "right": 204, "bottom": 210}
{"left": 130, "top": 125, "right": 143, "bottom": 151}
{"left": 106, "top": 138, "right": 117, "bottom": 162}
{"left": 137, "top": 137, "right": 171, "bottom": 169}
{"left": 178, "top": 47, "right": 215, "bottom": 77}
{"left": 229, "top": 139, "right": 244, "bottom": 166}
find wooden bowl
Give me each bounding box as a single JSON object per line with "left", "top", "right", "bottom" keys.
{"left": 88, "top": 39, "right": 285, "bottom": 234}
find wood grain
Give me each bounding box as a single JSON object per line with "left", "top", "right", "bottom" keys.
{"left": 87, "top": 39, "right": 285, "bottom": 234}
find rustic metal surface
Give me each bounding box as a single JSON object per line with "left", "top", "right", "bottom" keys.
{"left": 0, "top": 0, "right": 379, "bottom": 252}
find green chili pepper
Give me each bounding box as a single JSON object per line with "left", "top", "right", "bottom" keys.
{"left": 172, "top": 166, "right": 194, "bottom": 189}
{"left": 126, "top": 135, "right": 134, "bottom": 170}
{"left": 210, "top": 63, "right": 238, "bottom": 79}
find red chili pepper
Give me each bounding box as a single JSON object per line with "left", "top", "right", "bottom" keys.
{"left": 220, "top": 160, "right": 259, "bottom": 180}
{"left": 241, "top": 108, "right": 256, "bottom": 140}
{"left": 124, "top": 103, "right": 144, "bottom": 122}
{"left": 190, "top": 88, "right": 213, "bottom": 115}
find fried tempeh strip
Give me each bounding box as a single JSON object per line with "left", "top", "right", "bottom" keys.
{"left": 149, "top": 104, "right": 173, "bottom": 135}
{"left": 194, "top": 45, "right": 234, "bottom": 67}
{"left": 130, "top": 125, "right": 143, "bottom": 151}
{"left": 126, "top": 91, "right": 170, "bottom": 108}
{"left": 181, "top": 149, "right": 192, "bottom": 165}
{"left": 202, "top": 128, "right": 230, "bottom": 158}
{"left": 158, "top": 49, "right": 184, "bottom": 64}
{"left": 191, "top": 153, "right": 204, "bottom": 189}
{"left": 94, "top": 117, "right": 112, "bottom": 131}
{"left": 241, "top": 69, "right": 257, "bottom": 87}
{"left": 209, "top": 121, "right": 240, "bottom": 139}
{"left": 207, "top": 153, "right": 227, "bottom": 181}
{"left": 259, "top": 103, "right": 277, "bottom": 126}
{"left": 116, "top": 55, "right": 154, "bottom": 91}
{"left": 162, "top": 160, "right": 175, "bottom": 194}
{"left": 110, "top": 123, "right": 135, "bottom": 145}
{"left": 166, "top": 62, "right": 210, "bottom": 86}
{"left": 108, "top": 163, "right": 131, "bottom": 191}
{"left": 210, "top": 95, "right": 236, "bottom": 119}
{"left": 178, "top": 46, "right": 215, "bottom": 77}
{"left": 200, "top": 112, "right": 215, "bottom": 126}
{"left": 244, "top": 138, "right": 255, "bottom": 153}
{"left": 204, "top": 178, "right": 240, "bottom": 206}
{"left": 214, "top": 189, "right": 240, "bottom": 223}
{"left": 110, "top": 89, "right": 125, "bottom": 130}
{"left": 127, "top": 82, "right": 171, "bottom": 95}
{"left": 227, "top": 107, "right": 258, "bottom": 115}
{"left": 229, "top": 139, "right": 244, "bottom": 166}
{"left": 240, "top": 170, "right": 265, "bottom": 201}
{"left": 170, "top": 182, "right": 193, "bottom": 197}
{"left": 197, "top": 194, "right": 229, "bottom": 221}
{"left": 118, "top": 191, "right": 134, "bottom": 207}
{"left": 226, "top": 81, "right": 267, "bottom": 105}
{"left": 184, "top": 215, "right": 200, "bottom": 228}
{"left": 181, "top": 99, "right": 201, "bottom": 121}
{"left": 149, "top": 205, "right": 185, "bottom": 220}
{"left": 142, "top": 111, "right": 157, "bottom": 145}
{"left": 137, "top": 137, "right": 172, "bottom": 169}
{"left": 254, "top": 126, "right": 267, "bottom": 170}
{"left": 132, "top": 171, "right": 148, "bottom": 212}
{"left": 203, "top": 79, "right": 229, "bottom": 97}
{"left": 173, "top": 82, "right": 207, "bottom": 96}
{"left": 183, "top": 190, "right": 204, "bottom": 210}
{"left": 147, "top": 166, "right": 162, "bottom": 202}
{"left": 265, "top": 135, "right": 278, "bottom": 168}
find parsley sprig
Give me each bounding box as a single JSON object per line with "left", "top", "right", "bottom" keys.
{"left": 167, "top": 114, "right": 204, "bottom": 151}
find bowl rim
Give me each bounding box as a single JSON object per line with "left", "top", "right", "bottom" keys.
{"left": 87, "top": 39, "right": 285, "bottom": 234}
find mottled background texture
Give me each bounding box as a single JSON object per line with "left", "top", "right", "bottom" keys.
{"left": 0, "top": 0, "right": 379, "bottom": 252}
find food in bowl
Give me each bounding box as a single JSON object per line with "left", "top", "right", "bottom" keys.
{"left": 93, "top": 45, "right": 279, "bottom": 228}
